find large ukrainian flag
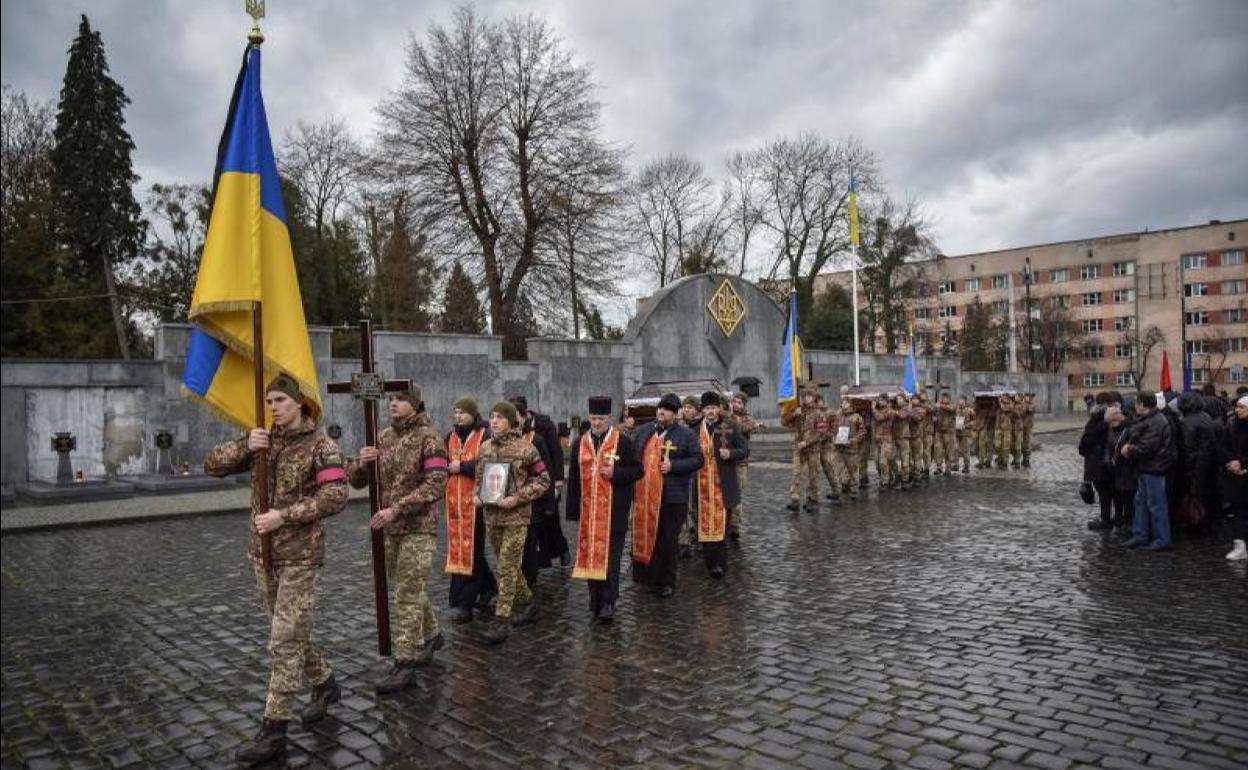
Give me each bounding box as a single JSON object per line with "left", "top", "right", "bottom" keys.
{"left": 183, "top": 47, "right": 320, "bottom": 428}
{"left": 777, "top": 291, "right": 802, "bottom": 406}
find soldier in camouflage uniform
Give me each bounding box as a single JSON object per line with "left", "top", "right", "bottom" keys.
{"left": 914, "top": 393, "right": 933, "bottom": 478}
{"left": 347, "top": 385, "right": 449, "bottom": 693}
{"left": 934, "top": 392, "right": 958, "bottom": 475}
{"left": 474, "top": 401, "right": 552, "bottom": 644}
{"left": 728, "top": 392, "right": 758, "bottom": 541}
{"left": 893, "top": 395, "right": 913, "bottom": 487}
{"left": 910, "top": 395, "right": 928, "bottom": 480}
{"left": 955, "top": 395, "right": 976, "bottom": 473}
{"left": 1020, "top": 393, "right": 1036, "bottom": 467}
{"left": 205, "top": 375, "right": 349, "bottom": 765}
{"left": 813, "top": 394, "right": 846, "bottom": 502}
{"left": 1008, "top": 395, "right": 1025, "bottom": 468}
{"left": 994, "top": 395, "right": 1014, "bottom": 468}
{"left": 783, "top": 387, "right": 825, "bottom": 511}
{"left": 834, "top": 397, "right": 866, "bottom": 500}
{"left": 975, "top": 398, "right": 993, "bottom": 468}
{"left": 872, "top": 395, "right": 897, "bottom": 490}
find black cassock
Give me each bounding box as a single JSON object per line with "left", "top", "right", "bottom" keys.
{"left": 565, "top": 429, "right": 643, "bottom": 614}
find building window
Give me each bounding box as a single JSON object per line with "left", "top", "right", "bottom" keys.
{"left": 1112, "top": 288, "right": 1134, "bottom": 303}
{"left": 1083, "top": 344, "right": 1104, "bottom": 360}
{"left": 1225, "top": 308, "right": 1246, "bottom": 324}
{"left": 1185, "top": 340, "right": 1210, "bottom": 355}
{"left": 992, "top": 299, "right": 1009, "bottom": 314}
{"left": 1080, "top": 265, "right": 1101, "bottom": 280}
{"left": 914, "top": 307, "right": 931, "bottom": 320}
{"left": 1192, "top": 369, "right": 1209, "bottom": 385}
{"left": 1115, "top": 372, "right": 1134, "bottom": 387}
{"left": 1082, "top": 292, "right": 1103, "bottom": 306}
{"left": 1052, "top": 295, "right": 1071, "bottom": 309}
{"left": 1230, "top": 366, "right": 1246, "bottom": 384}
{"left": 965, "top": 277, "right": 981, "bottom": 292}
{"left": 1185, "top": 310, "right": 1209, "bottom": 326}
{"left": 1223, "top": 279, "right": 1246, "bottom": 295}
{"left": 1114, "top": 316, "right": 1134, "bottom": 332}
{"left": 938, "top": 305, "right": 957, "bottom": 318}
{"left": 991, "top": 275, "right": 1008, "bottom": 290}
{"left": 1223, "top": 249, "right": 1245, "bottom": 266}
{"left": 1083, "top": 372, "right": 1105, "bottom": 387}
{"left": 939, "top": 280, "right": 955, "bottom": 294}
{"left": 1082, "top": 319, "right": 1104, "bottom": 333}
{"left": 1182, "top": 253, "right": 1208, "bottom": 269}
{"left": 1050, "top": 268, "right": 1069, "bottom": 283}
{"left": 1115, "top": 343, "right": 1135, "bottom": 358}
{"left": 1227, "top": 337, "right": 1247, "bottom": 353}
{"left": 1113, "top": 261, "right": 1135, "bottom": 277}
{"left": 1184, "top": 283, "right": 1209, "bottom": 297}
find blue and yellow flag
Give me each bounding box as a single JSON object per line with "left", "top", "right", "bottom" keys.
{"left": 183, "top": 47, "right": 319, "bottom": 428}
{"left": 777, "top": 291, "right": 802, "bottom": 405}
{"left": 848, "top": 174, "right": 860, "bottom": 248}
{"left": 903, "top": 336, "right": 918, "bottom": 395}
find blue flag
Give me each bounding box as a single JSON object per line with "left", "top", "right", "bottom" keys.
{"left": 903, "top": 338, "right": 918, "bottom": 395}
{"left": 778, "top": 292, "right": 802, "bottom": 405}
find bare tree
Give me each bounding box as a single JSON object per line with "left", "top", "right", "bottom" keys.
{"left": 726, "top": 150, "right": 762, "bottom": 277}
{"left": 856, "top": 197, "right": 936, "bottom": 354}
{"left": 1022, "top": 296, "right": 1076, "bottom": 373}
{"left": 280, "top": 117, "right": 362, "bottom": 239}
{"left": 130, "top": 183, "right": 209, "bottom": 322}
{"left": 630, "top": 154, "right": 731, "bottom": 288}
{"left": 1, "top": 86, "right": 55, "bottom": 216}
{"left": 1122, "top": 325, "right": 1165, "bottom": 391}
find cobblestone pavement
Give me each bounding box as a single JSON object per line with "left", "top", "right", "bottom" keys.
{"left": 2, "top": 433, "right": 1246, "bottom": 770}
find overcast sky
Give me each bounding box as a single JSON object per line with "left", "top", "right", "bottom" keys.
{"left": 4, "top": 1, "right": 1246, "bottom": 275}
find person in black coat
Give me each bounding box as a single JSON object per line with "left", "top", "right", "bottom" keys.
{"left": 565, "top": 396, "right": 643, "bottom": 622}
{"left": 1178, "top": 392, "right": 1220, "bottom": 532}
{"left": 1105, "top": 406, "right": 1136, "bottom": 533}
{"left": 1079, "top": 393, "right": 1113, "bottom": 530}
{"left": 1219, "top": 396, "right": 1248, "bottom": 560}
{"left": 1120, "top": 393, "right": 1175, "bottom": 550}
{"left": 684, "top": 391, "right": 749, "bottom": 578}
{"left": 632, "top": 393, "right": 704, "bottom": 597}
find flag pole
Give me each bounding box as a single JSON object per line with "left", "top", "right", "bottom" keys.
{"left": 851, "top": 244, "right": 861, "bottom": 386}
{"left": 247, "top": 4, "right": 272, "bottom": 572}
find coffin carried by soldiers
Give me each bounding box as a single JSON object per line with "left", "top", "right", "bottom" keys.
{"left": 973, "top": 387, "right": 1018, "bottom": 411}
{"left": 843, "top": 384, "right": 907, "bottom": 413}
{"left": 624, "top": 379, "right": 733, "bottom": 424}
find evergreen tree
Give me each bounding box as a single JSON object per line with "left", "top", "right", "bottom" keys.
{"left": 805, "top": 285, "right": 855, "bottom": 350}
{"left": 439, "top": 260, "right": 486, "bottom": 334}
{"left": 940, "top": 320, "right": 955, "bottom": 356}
{"left": 514, "top": 291, "right": 541, "bottom": 341}
{"left": 50, "top": 15, "right": 144, "bottom": 358}
{"left": 960, "top": 297, "right": 1008, "bottom": 371}
{"left": 374, "top": 205, "right": 433, "bottom": 331}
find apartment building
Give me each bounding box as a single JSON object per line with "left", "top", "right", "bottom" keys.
{"left": 815, "top": 219, "right": 1247, "bottom": 402}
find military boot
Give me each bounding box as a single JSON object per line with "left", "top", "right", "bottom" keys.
{"left": 301, "top": 673, "right": 340, "bottom": 724}
{"left": 413, "top": 632, "right": 445, "bottom": 665}
{"left": 482, "top": 618, "right": 511, "bottom": 644}
{"left": 510, "top": 601, "right": 536, "bottom": 626}
{"left": 375, "top": 660, "right": 418, "bottom": 694}
{"left": 962, "top": 460, "right": 970, "bottom": 473}
{"left": 234, "top": 719, "right": 288, "bottom": 765}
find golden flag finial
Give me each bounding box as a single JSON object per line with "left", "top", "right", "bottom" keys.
{"left": 246, "top": 0, "right": 265, "bottom": 46}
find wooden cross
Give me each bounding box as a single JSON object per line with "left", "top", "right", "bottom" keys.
{"left": 326, "top": 319, "right": 411, "bottom": 658}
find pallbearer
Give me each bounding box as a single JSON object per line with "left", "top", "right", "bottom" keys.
{"left": 347, "top": 385, "right": 449, "bottom": 693}
{"left": 631, "top": 393, "right": 703, "bottom": 597}
{"left": 688, "top": 391, "right": 748, "bottom": 578}
{"left": 566, "top": 396, "right": 643, "bottom": 622}
{"left": 205, "top": 376, "right": 348, "bottom": 763}
{"left": 445, "top": 398, "right": 497, "bottom": 623}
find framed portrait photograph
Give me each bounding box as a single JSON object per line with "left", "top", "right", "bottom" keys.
{"left": 478, "top": 460, "right": 513, "bottom": 505}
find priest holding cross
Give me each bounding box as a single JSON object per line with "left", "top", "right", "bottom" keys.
{"left": 565, "top": 396, "right": 643, "bottom": 622}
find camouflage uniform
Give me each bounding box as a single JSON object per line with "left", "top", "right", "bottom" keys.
{"left": 346, "top": 411, "right": 448, "bottom": 662}
{"left": 835, "top": 405, "right": 866, "bottom": 499}
{"left": 205, "top": 421, "right": 348, "bottom": 721}
{"left": 476, "top": 430, "right": 551, "bottom": 619}
{"left": 975, "top": 403, "right": 993, "bottom": 468}
{"left": 858, "top": 409, "right": 872, "bottom": 487}
{"left": 956, "top": 402, "right": 976, "bottom": 471}
{"left": 935, "top": 400, "right": 957, "bottom": 474}
{"left": 893, "top": 400, "right": 913, "bottom": 485}
{"left": 994, "top": 399, "right": 1014, "bottom": 468}
{"left": 815, "top": 398, "right": 848, "bottom": 497}
{"left": 730, "top": 409, "right": 758, "bottom": 535}
{"left": 1020, "top": 397, "right": 1036, "bottom": 467}
{"left": 916, "top": 398, "right": 934, "bottom": 476}
{"left": 783, "top": 398, "right": 826, "bottom": 505}
{"left": 872, "top": 401, "right": 897, "bottom": 488}
{"left": 1008, "top": 397, "right": 1025, "bottom": 467}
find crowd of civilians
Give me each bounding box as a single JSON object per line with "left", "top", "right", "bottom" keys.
{"left": 1078, "top": 384, "right": 1248, "bottom": 560}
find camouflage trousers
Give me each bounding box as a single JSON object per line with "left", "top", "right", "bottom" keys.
{"left": 385, "top": 532, "right": 440, "bottom": 661}
{"left": 875, "top": 439, "right": 897, "bottom": 486}
{"left": 976, "top": 429, "right": 992, "bottom": 465}
{"left": 894, "top": 438, "right": 912, "bottom": 482}
{"left": 858, "top": 439, "right": 871, "bottom": 484}
{"left": 789, "top": 448, "right": 821, "bottom": 502}
{"left": 936, "top": 432, "right": 957, "bottom": 470}
{"left": 487, "top": 524, "right": 532, "bottom": 619}
{"left": 819, "top": 446, "right": 850, "bottom": 495}
{"left": 729, "top": 464, "right": 747, "bottom": 534}
{"left": 919, "top": 433, "right": 933, "bottom": 473}
{"left": 252, "top": 561, "right": 332, "bottom": 721}
{"left": 955, "top": 432, "right": 971, "bottom": 467}
{"left": 1021, "top": 428, "right": 1033, "bottom": 463}
{"left": 910, "top": 437, "right": 924, "bottom": 475}
{"left": 994, "top": 428, "right": 1014, "bottom": 465}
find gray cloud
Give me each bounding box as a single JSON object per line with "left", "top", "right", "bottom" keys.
{"left": 3, "top": 0, "right": 1245, "bottom": 269}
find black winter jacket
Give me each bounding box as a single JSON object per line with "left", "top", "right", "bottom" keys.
{"left": 1126, "top": 409, "right": 1174, "bottom": 475}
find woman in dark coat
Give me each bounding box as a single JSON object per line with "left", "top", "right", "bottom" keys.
{"left": 1218, "top": 396, "right": 1248, "bottom": 560}
{"left": 1079, "top": 393, "right": 1112, "bottom": 530}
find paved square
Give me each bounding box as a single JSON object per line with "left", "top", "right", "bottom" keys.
{"left": 2, "top": 433, "right": 1246, "bottom": 769}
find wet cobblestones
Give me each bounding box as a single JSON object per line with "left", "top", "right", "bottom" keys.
{"left": 2, "top": 433, "right": 1245, "bottom": 769}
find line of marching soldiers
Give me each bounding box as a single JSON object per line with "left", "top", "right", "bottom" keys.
{"left": 207, "top": 376, "right": 751, "bottom": 764}
{"left": 783, "top": 384, "right": 1036, "bottom": 510}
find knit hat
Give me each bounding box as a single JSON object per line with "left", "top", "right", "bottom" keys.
{"left": 491, "top": 401, "right": 519, "bottom": 428}
{"left": 508, "top": 395, "right": 529, "bottom": 414}
{"left": 454, "top": 397, "right": 479, "bottom": 417}
{"left": 266, "top": 374, "right": 305, "bottom": 404}
{"left": 682, "top": 394, "right": 701, "bottom": 409}
{"left": 394, "top": 384, "right": 422, "bottom": 408}
{"left": 657, "top": 393, "right": 681, "bottom": 413}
